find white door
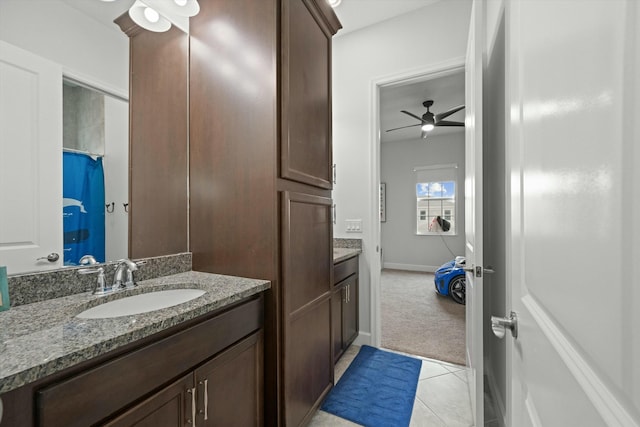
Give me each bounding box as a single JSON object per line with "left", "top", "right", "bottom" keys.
{"left": 465, "top": 0, "right": 484, "bottom": 424}
{"left": 0, "top": 41, "right": 62, "bottom": 274}
{"left": 506, "top": 0, "right": 640, "bottom": 425}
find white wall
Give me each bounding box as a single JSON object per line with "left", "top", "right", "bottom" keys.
{"left": 104, "top": 96, "right": 129, "bottom": 262}
{"left": 333, "top": 0, "right": 472, "bottom": 340}
{"left": 381, "top": 132, "right": 466, "bottom": 271}
{"left": 0, "top": 0, "right": 128, "bottom": 95}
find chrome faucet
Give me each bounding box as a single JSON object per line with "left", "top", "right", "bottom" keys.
{"left": 113, "top": 259, "right": 144, "bottom": 290}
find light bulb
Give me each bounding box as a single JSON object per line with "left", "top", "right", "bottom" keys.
{"left": 174, "top": 0, "right": 188, "bottom": 6}
{"left": 143, "top": 7, "right": 160, "bottom": 23}
{"left": 328, "top": 0, "right": 342, "bottom": 7}
{"left": 421, "top": 123, "right": 435, "bottom": 132}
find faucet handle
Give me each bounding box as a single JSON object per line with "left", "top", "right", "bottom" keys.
{"left": 78, "top": 266, "right": 109, "bottom": 295}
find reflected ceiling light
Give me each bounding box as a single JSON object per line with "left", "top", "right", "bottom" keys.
{"left": 328, "top": 0, "right": 342, "bottom": 7}
{"left": 128, "top": 0, "right": 200, "bottom": 33}
{"left": 144, "top": 7, "right": 160, "bottom": 23}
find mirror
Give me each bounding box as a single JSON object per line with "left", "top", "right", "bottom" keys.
{"left": 63, "top": 80, "right": 128, "bottom": 265}
{"left": 0, "top": 0, "right": 132, "bottom": 273}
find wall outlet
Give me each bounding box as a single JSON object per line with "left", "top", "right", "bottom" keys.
{"left": 346, "top": 219, "right": 362, "bottom": 233}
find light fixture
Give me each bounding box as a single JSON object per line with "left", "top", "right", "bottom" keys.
{"left": 420, "top": 110, "right": 435, "bottom": 132}
{"left": 128, "top": 0, "right": 200, "bottom": 33}
{"left": 328, "top": 0, "right": 342, "bottom": 8}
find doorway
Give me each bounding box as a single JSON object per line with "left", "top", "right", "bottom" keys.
{"left": 371, "top": 62, "right": 466, "bottom": 366}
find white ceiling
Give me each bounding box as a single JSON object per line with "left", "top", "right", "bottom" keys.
{"left": 380, "top": 72, "right": 465, "bottom": 143}
{"left": 331, "top": 0, "right": 441, "bottom": 36}
{"left": 62, "top": 0, "right": 464, "bottom": 144}
{"left": 61, "top": 0, "right": 134, "bottom": 32}
{"left": 331, "top": 0, "right": 465, "bottom": 144}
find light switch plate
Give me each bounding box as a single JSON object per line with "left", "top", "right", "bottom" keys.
{"left": 346, "top": 219, "right": 362, "bottom": 233}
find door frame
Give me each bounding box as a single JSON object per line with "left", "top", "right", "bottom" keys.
{"left": 368, "top": 56, "right": 466, "bottom": 348}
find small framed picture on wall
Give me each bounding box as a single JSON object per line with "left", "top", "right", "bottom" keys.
{"left": 380, "top": 182, "right": 386, "bottom": 222}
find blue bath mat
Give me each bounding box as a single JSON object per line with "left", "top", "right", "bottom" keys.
{"left": 321, "top": 345, "right": 422, "bottom": 427}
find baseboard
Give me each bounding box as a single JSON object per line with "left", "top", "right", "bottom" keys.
{"left": 486, "top": 364, "right": 507, "bottom": 427}
{"left": 352, "top": 332, "right": 371, "bottom": 347}
{"left": 382, "top": 263, "right": 438, "bottom": 273}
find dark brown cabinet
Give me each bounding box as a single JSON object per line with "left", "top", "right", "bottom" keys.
{"left": 103, "top": 373, "right": 194, "bottom": 427}
{"left": 195, "top": 333, "right": 263, "bottom": 426}
{"left": 104, "top": 332, "right": 263, "bottom": 427}
{"left": 4, "top": 297, "right": 265, "bottom": 427}
{"left": 281, "top": 0, "right": 334, "bottom": 189}
{"left": 117, "top": 0, "right": 341, "bottom": 424}
{"left": 332, "top": 256, "right": 359, "bottom": 362}
{"left": 281, "top": 192, "right": 333, "bottom": 427}
{"left": 189, "top": 1, "right": 341, "bottom": 426}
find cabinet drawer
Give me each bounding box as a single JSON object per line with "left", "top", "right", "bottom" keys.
{"left": 37, "top": 296, "right": 263, "bottom": 427}
{"left": 333, "top": 256, "right": 358, "bottom": 285}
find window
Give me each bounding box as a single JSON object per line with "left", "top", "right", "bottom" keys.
{"left": 414, "top": 164, "right": 457, "bottom": 235}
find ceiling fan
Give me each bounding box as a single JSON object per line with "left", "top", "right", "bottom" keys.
{"left": 386, "top": 100, "right": 465, "bottom": 139}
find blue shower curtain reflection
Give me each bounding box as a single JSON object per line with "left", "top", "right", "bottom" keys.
{"left": 63, "top": 152, "right": 106, "bottom": 265}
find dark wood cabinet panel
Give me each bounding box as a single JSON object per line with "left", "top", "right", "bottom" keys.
{"left": 285, "top": 299, "right": 333, "bottom": 427}
{"left": 331, "top": 286, "right": 343, "bottom": 361}
{"left": 189, "top": 0, "right": 278, "bottom": 281}
{"left": 195, "top": 332, "right": 263, "bottom": 426}
{"left": 115, "top": 15, "right": 189, "bottom": 259}
{"left": 332, "top": 257, "right": 359, "bottom": 362}
{"left": 102, "top": 373, "right": 193, "bottom": 427}
{"left": 281, "top": 191, "right": 333, "bottom": 426}
{"left": 282, "top": 192, "right": 333, "bottom": 313}
{"left": 281, "top": 0, "right": 340, "bottom": 189}
{"left": 342, "top": 274, "right": 359, "bottom": 349}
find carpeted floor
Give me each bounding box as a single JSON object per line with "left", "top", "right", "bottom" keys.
{"left": 381, "top": 269, "right": 466, "bottom": 365}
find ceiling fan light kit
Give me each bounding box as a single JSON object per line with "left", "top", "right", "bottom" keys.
{"left": 386, "top": 99, "right": 465, "bottom": 140}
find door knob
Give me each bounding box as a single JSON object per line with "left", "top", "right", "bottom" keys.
{"left": 491, "top": 311, "right": 518, "bottom": 339}
{"left": 36, "top": 253, "right": 59, "bottom": 262}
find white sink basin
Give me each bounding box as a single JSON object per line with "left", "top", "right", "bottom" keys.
{"left": 77, "top": 289, "right": 206, "bottom": 319}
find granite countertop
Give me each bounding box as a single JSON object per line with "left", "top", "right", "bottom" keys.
{"left": 333, "top": 247, "right": 361, "bottom": 263}
{"left": 0, "top": 271, "right": 270, "bottom": 394}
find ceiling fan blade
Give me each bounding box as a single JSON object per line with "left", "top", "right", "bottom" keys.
{"left": 435, "top": 120, "right": 465, "bottom": 127}
{"left": 401, "top": 110, "right": 424, "bottom": 122}
{"left": 435, "top": 105, "right": 465, "bottom": 121}
{"left": 385, "top": 123, "right": 422, "bottom": 132}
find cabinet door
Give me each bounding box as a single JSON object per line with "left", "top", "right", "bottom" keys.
{"left": 281, "top": 191, "right": 333, "bottom": 426}
{"left": 280, "top": 0, "right": 336, "bottom": 189}
{"left": 194, "top": 332, "right": 263, "bottom": 427}
{"left": 331, "top": 285, "right": 344, "bottom": 362}
{"left": 342, "top": 274, "right": 359, "bottom": 348}
{"left": 103, "top": 374, "right": 194, "bottom": 427}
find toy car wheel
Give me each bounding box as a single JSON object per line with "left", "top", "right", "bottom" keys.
{"left": 449, "top": 276, "right": 466, "bottom": 305}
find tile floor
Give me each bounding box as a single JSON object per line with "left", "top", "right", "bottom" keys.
{"left": 309, "top": 345, "right": 499, "bottom": 427}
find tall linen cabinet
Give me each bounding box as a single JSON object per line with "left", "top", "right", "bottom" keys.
{"left": 189, "top": 1, "right": 341, "bottom": 426}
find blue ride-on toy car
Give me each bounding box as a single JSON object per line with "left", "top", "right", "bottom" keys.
{"left": 434, "top": 256, "right": 466, "bottom": 305}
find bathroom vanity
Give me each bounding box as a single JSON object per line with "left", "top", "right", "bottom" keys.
{"left": 0, "top": 268, "right": 269, "bottom": 427}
